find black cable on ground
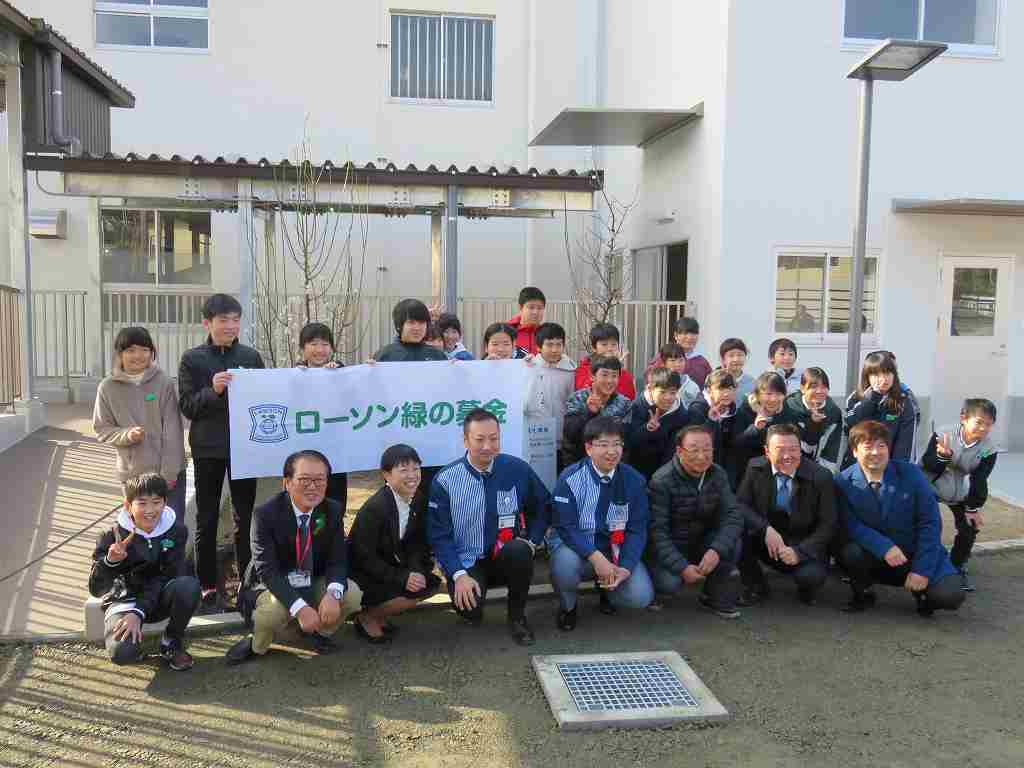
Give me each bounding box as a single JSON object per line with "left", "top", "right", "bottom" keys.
{"left": 0, "top": 503, "right": 122, "bottom": 586}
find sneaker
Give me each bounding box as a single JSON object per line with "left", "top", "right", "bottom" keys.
{"left": 958, "top": 568, "right": 975, "bottom": 592}
{"left": 697, "top": 594, "right": 741, "bottom": 620}
{"left": 508, "top": 617, "right": 536, "bottom": 646}
{"left": 737, "top": 586, "right": 769, "bottom": 607}
{"left": 556, "top": 607, "right": 577, "bottom": 632}
{"left": 225, "top": 635, "right": 256, "bottom": 666}
{"left": 159, "top": 636, "right": 193, "bottom": 671}
{"left": 598, "top": 590, "right": 617, "bottom": 616}
{"left": 841, "top": 591, "right": 877, "bottom": 614}
{"left": 915, "top": 593, "right": 935, "bottom": 618}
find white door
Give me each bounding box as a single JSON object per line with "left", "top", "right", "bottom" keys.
{"left": 933, "top": 255, "right": 1013, "bottom": 445}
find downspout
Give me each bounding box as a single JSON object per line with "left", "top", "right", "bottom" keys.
{"left": 47, "top": 48, "right": 81, "bottom": 156}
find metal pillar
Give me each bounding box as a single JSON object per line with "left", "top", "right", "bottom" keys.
{"left": 238, "top": 179, "right": 256, "bottom": 346}
{"left": 430, "top": 211, "right": 443, "bottom": 304}
{"left": 445, "top": 185, "right": 459, "bottom": 314}
{"left": 845, "top": 77, "right": 873, "bottom": 396}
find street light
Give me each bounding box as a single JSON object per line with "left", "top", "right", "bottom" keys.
{"left": 844, "top": 39, "right": 947, "bottom": 396}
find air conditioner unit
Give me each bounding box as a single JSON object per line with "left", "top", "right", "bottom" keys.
{"left": 30, "top": 210, "right": 67, "bottom": 239}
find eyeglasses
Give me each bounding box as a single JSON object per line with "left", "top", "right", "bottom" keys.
{"left": 680, "top": 447, "right": 713, "bottom": 457}
{"left": 292, "top": 477, "right": 328, "bottom": 488}
{"left": 591, "top": 441, "right": 624, "bottom": 450}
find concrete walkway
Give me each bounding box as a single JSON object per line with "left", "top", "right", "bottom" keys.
{"left": 990, "top": 452, "right": 1024, "bottom": 505}
{"left": 0, "top": 405, "right": 124, "bottom": 640}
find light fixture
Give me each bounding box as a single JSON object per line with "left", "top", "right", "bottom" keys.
{"left": 847, "top": 39, "right": 947, "bottom": 82}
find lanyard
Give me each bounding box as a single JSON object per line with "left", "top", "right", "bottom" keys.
{"left": 295, "top": 524, "right": 313, "bottom": 567}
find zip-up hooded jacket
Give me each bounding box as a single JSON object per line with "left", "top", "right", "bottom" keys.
{"left": 178, "top": 337, "right": 265, "bottom": 459}
{"left": 773, "top": 367, "right": 803, "bottom": 395}
{"left": 843, "top": 383, "right": 921, "bottom": 468}
{"left": 784, "top": 390, "right": 843, "bottom": 475}
{"left": 508, "top": 314, "right": 540, "bottom": 357}
{"left": 688, "top": 393, "right": 739, "bottom": 486}
{"left": 445, "top": 342, "right": 475, "bottom": 361}
{"left": 524, "top": 355, "right": 577, "bottom": 444}
{"left": 88, "top": 506, "right": 188, "bottom": 620}
{"left": 921, "top": 423, "right": 999, "bottom": 508}
{"left": 93, "top": 363, "right": 184, "bottom": 483}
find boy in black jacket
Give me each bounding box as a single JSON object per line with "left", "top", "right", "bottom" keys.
{"left": 89, "top": 474, "right": 199, "bottom": 670}
{"left": 627, "top": 367, "right": 691, "bottom": 480}
{"left": 178, "top": 293, "right": 265, "bottom": 606}
{"left": 688, "top": 369, "right": 739, "bottom": 486}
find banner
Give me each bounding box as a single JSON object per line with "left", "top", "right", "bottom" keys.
{"left": 524, "top": 418, "right": 558, "bottom": 491}
{"left": 228, "top": 360, "right": 529, "bottom": 478}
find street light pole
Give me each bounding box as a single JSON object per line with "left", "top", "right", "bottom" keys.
{"left": 845, "top": 76, "right": 873, "bottom": 396}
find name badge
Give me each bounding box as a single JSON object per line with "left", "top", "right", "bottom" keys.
{"left": 498, "top": 515, "right": 516, "bottom": 530}
{"left": 287, "top": 570, "right": 311, "bottom": 588}
{"left": 607, "top": 503, "right": 629, "bottom": 532}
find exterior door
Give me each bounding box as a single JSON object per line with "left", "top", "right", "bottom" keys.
{"left": 934, "top": 255, "right": 1013, "bottom": 445}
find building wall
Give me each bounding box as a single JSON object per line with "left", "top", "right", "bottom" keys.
{"left": 714, "top": 0, "right": 1024, "bottom": 396}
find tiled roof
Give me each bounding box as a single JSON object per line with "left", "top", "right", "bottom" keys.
{"left": 24, "top": 152, "right": 604, "bottom": 190}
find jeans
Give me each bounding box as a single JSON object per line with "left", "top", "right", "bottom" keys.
{"left": 547, "top": 533, "right": 653, "bottom": 611}
{"left": 104, "top": 576, "right": 201, "bottom": 664}
{"left": 192, "top": 457, "right": 258, "bottom": 590}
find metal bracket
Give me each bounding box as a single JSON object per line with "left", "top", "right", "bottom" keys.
{"left": 390, "top": 186, "right": 412, "bottom": 207}
{"left": 182, "top": 178, "right": 201, "bottom": 198}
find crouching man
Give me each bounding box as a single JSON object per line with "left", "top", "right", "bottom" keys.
{"left": 736, "top": 424, "right": 836, "bottom": 606}
{"left": 647, "top": 425, "right": 744, "bottom": 619}
{"left": 550, "top": 417, "right": 654, "bottom": 631}
{"left": 837, "top": 421, "right": 965, "bottom": 617}
{"left": 227, "top": 450, "right": 362, "bottom": 664}
{"left": 88, "top": 473, "right": 200, "bottom": 670}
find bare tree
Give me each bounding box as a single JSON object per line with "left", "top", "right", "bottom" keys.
{"left": 247, "top": 127, "right": 374, "bottom": 367}
{"left": 563, "top": 182, "right": 639, "bottom": 354}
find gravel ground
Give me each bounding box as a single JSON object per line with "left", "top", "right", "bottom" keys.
{"left": 2, "top": 552, "right": 1023, "bottom": 768}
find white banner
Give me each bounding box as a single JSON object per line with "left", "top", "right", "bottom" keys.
{"left": 228, "top": 360, "right": 529, "bottom": 478}
{"left": 524, "top": 418, "right": 558, "bottom": 491}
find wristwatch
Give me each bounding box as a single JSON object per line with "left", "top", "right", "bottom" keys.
{"left": 328, "top": 587, "right": 343, "bottom": 601}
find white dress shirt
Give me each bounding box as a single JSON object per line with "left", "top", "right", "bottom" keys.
{"left": 288, "top": 501, "right": 344, "bottom": 617}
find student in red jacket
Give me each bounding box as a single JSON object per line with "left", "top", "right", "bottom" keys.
{"left": 508, "top": 286, "right": 546, "bottom": 357}
{"left": 575, "top": 322, "right": 637, "bottom": 399}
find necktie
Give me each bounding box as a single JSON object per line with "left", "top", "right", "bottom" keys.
{"left": 776, "top": 475, "right": 791, "bottom": 511}
{"left": 600, "top": 475, "right": 611, "bottom": 485}
{"left": 869, "top": 481, "right": 881, "bottom": 497}
{"left": 298, "top": 514, "right": 312, "bottom": 571}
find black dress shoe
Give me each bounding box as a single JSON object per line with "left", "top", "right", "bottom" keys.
{"left": 311, "top": 632, "right": 341, "bottom": 654}
{"left": 598, "top": 590, "right": 617, "bottom": 615}
{"left": 841, "top": 591, "right": 877, "bottom": 613}
{"left": 556, "top": 607, "right": 577, "bottom": 632}
{"left": 354, "top": 617, "right": 392, "bottom": 645}
{"left": 381, "top": 622, "right": 400, "bottom": 636}
{"left": 225, "top": 636, "right": 255, "bottom": 666}
{"left": 508, "top": 617, "right": 536, "bottom": 646}
{"left": 915, "top": 593, "right": 935, "bottom": 618}
{"left": 797, "top": 588, "right": 817, "bottom": 606}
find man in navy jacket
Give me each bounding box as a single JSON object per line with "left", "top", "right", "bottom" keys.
{"left": 836, "top": 420, "right": 964, "bottom": 617}
{"left": 428, "top": 408, "right": 550, "bottom": 646}
{"left": 550, "top": 417, "right": 654, "bottom": 631}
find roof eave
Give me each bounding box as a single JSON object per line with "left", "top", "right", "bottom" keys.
{"left": 30, "top": 21, "right": 135, "bottom": 108}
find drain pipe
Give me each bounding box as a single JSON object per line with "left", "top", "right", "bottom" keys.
{"left": 47, "top": 48, "right": 81, "bottom": 156}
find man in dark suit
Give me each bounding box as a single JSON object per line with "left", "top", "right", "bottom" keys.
{"left": 736, "top": 423, "right": 837, "bottom": 606}
{"left": 348, "top": 444, "right": 441, "bottom": 644}
{"left": 226, "top": 450, "right": 362, "bottom": 664}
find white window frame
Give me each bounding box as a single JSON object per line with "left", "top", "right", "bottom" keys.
{"left": 771, "top": 244, "right": 882, "bottom": 349}
{"left": 101, "top": 207, "right": 213, "bottom": 289}
{"left": 96, "top": 1, "right": 210, "bottom": 54}
{"left": 386, "top": 11, "right": 496, "bottom": 108}
{"left": 841, "top": 0, "right": 1004, "bottom": 61}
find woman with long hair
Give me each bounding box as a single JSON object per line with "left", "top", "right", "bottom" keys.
{"left": 784, "top": 367, "right": 843, "bottom": 474}
{"left": 842, "top": 351, "right": 920, "bottom": 468}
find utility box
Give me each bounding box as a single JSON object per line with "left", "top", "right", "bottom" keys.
{"left": 29, "top": 209, "right": 67, "bottom": 239}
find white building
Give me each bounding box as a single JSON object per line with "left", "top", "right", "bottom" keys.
{"left": 7, "top": 0, "right": 1023, "bottom": 448}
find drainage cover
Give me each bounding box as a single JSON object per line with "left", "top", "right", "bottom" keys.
{"left": 532, "top": 651, "right": 729, "bottom": 730}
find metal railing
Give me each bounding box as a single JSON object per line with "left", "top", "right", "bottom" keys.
{"left": 31, "top": 290, "right": 88, "bottom": 387}
{"left": 0, "top": 285, "right": 23, "bottom": 409}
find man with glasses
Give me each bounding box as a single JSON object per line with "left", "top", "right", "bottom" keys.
{"left": 226, "top": 450, "right": 362, "bottom": 664}
{"left": 428, "top": 408, "right": 550, "bottom": 646}
{"left": 735, "top": 423, "right": 836, "bottom": 607}
{"left": 648, "top": 425, "right": 745, "bottom": 619}
{"left": 549, "top": 417, "right": 653, "bottom": 631}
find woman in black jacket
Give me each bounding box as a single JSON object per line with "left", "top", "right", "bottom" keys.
{"left": 348, "top": 445, "right": 440, "bottom": 643}
{"left": 784, "top": 367, "right": 843, "bottom": 475}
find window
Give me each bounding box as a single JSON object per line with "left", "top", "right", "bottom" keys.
{"left": 96, "top": 1, "right": 209, "bottom": 51}
{"left": 774, "top": 249, "right": 879, "bottom": 340}
{"left": 102, "top": 209, "right": 212, "bottom": 285}
{"left": 844, "top": 0, "right": 998, "bottom": 50}
{"left": 390, "top": 13, "right": 494, "bottom": 102}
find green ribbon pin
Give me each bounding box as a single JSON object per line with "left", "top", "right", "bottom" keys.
{"left": 144, "top": 393, "right": 157, "bottom": 401}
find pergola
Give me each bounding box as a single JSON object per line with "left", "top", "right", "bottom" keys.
{"left": 25, "top": 153, "right": 602, "bottom": 339}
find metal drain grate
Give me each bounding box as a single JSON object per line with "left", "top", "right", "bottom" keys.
{"left": 557, "top": 660, "right": 698, "bottom": 711}
{"left": 533, "top": 652, "right": 729, "bottom": 730}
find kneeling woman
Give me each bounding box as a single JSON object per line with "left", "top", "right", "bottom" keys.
{"left": 348, "top": 444, "right": 441, "bottom": 643}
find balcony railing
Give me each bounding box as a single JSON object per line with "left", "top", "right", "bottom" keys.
{"left": 0, "top": 285, "right": 23, "bottom": 409}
